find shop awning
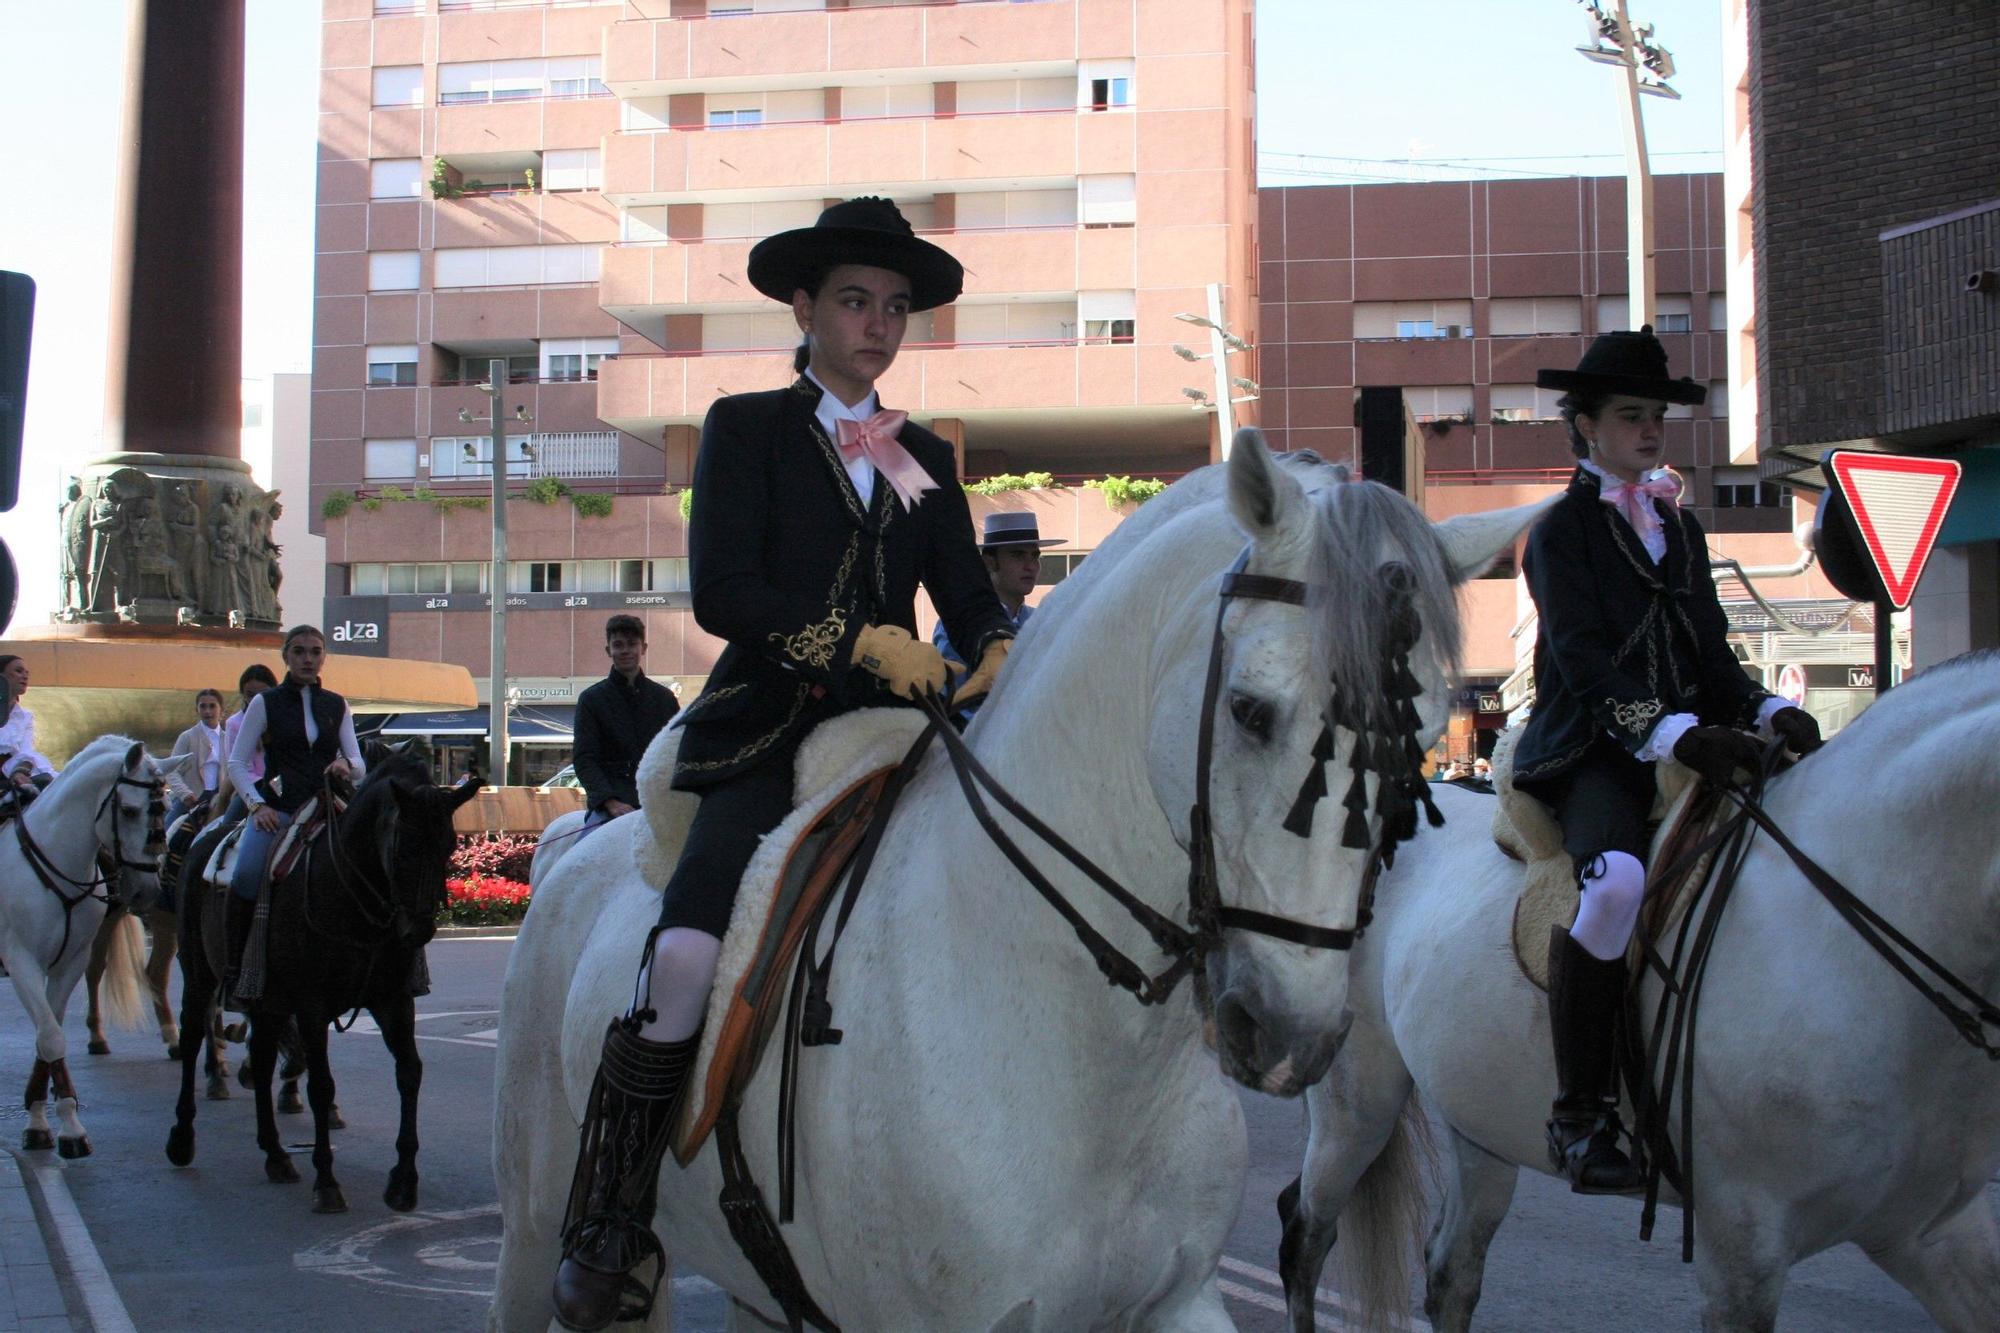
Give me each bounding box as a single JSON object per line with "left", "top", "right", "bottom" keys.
{"left": 377, "top": 704, "right": 575, "bottom": 745}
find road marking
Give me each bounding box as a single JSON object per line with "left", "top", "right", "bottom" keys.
{"left": 31, "top": 1161, "right": 138, "bottom": 1333}
{"left": 1218, "top": 1254, "right": 1432, "bottom": 1332}
{"left": 336, "top": 1009, "right": 501, "bottom": 1047}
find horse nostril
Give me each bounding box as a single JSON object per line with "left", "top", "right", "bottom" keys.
{"left": 1214, "top": 991, "right": 1262, "bottom": 1062}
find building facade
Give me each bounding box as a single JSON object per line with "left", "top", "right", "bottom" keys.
{"left": 310, "top": 0, "right": 1258, "bottom": 774}
{"left": 1257, "top": 174, "right": 1876, "bottom": 753}
{"left": 1738, "top": 0, "right": 2000, "bottom": 671}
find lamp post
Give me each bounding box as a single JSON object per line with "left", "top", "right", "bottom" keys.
{"left": 1172, "top": 282, "right": 1259, "bottom": 458}
{"left": 485, "top": 359, "right": 510, "bottom": 782}
{"left": 1574, "top": 0, "right": 1681, "bottom": 332}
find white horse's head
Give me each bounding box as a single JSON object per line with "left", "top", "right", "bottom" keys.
{"left": 52, "top": 736, "right": 169, "bottom": 913}
{"left": 1131, "top": 431, "right": 1548, "bottom": 1094}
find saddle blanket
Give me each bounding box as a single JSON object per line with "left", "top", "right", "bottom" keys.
{"left": 1488, "top": 726, "right": 1726, "bottom": 991}
{"left": 631, "top": 708, "right": 932, "bottom": 1165}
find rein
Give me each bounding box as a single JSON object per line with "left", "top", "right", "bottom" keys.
{"left": 12, "top": 772, "right": 165, "bottom": 961}
{"left": 1631, "top": 744, "right": 2000, "bottom": 1263}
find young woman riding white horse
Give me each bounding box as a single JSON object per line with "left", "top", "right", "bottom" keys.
{"left": 491, "top": 430, "right": 1544, "bottom": 1333}
{"left": 0, "top": 735, "right": 166, "bottom": 1159}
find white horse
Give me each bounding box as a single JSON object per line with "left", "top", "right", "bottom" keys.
{"left": 489, "top": 433, "right": 1545, "bottom": 1332}
{"left": 1279, "top": 648, "right": 2000, "bottom": 1332}
{"left": 0, "top": 736, "right": 166, "bottom": 1158}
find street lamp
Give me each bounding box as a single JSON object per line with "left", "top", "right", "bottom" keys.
{"left": 1573, "top": 0, "right": 1682, "bottom": 330}
{"left": 1171, "top": 283, "right": 1259, "bottom": 457}
{"left": 460, "top": 361, "right": 529, "bottom": 783}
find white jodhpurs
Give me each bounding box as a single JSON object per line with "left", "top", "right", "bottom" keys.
{"left": 635, "top": 927, "right": 721, "bottom": 1043}
{"left": 1570, "top": 850, "right": 1646, "bottom": 961}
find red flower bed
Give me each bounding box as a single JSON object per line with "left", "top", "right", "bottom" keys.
{"left": 442, "top": 873, "right": 533, "bottom": 926}
{"left": 450, "top": 833, "right": 538, "bottom": 883}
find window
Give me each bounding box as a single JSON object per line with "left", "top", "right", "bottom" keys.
{"left": 363, "top": 438, "right": 419, "bottom": 480}
{"left": 839, "top": 83, "right": 932, "bottom": 121}
{"left": 431, "top": 435, "right": 534, "bottom": 479}
{"left": 1709, "top": 381, "right": 1729, "bottom": 416}
{"left": 528, "top": 562, "right": 563, "bottom": 593}
{"left": 386, "top": 564, "right": 417, "bottom": 594}
{"left": 1712, "top": 465, "right": 1781, "bottom": 509}
{"left": 546, "top": 57, "right": 606, "bottom": 101}
{"left": 368, "top": 251, "right": 420, "bottom": 291}
{"left": 414, "top": 563, "right": 448, "bottom": 595}
{"left": 702, "top": 311, "right": 801, "bottom": 351}
{"left": 1079, "top": 174, "right": 1137, "bottom": 227}
{"left": 369, "top": 158, "right": 423, "bottom": 200}
{"left": 1079, "top": 59, "right": 1135, "bottom": 111}
{"left": 618, "top": 559, "right": 652, "bottom": 592}
{"left": 543, "top": 338, "right": 618, "bottom": 381}
{"left": 1708, "top": 294, "right": 1729, "bottom": 332}
{"left": 1487, "top": 297, "right": 1583, "bottom": 337}
{"left": 701, "top": 198, "right": 822, "bottom": 240}
{"left": 1080, "top": 290, "right": 1136, "bottom": 344}
{"left": 952, "top": 189, "right": 1075, "bottom": 230}
{"left": 707, "top": 107, "right": 764, "bottom": 129}
{"left": 439, "top": 58, "right": 546, "bottom": 105}
{"left": 373, "top": 66, "right": 424, "bottom": 108}
{"left": 1034, "top": 551, "right": 1089, "bottom": 586}
{"left": 1354, "top": 301, "right": 1472, "bottom": 340}
{"left": 350, "top": 564, "right": 385, "bottom": 595}
{"left": 957, "top": 78, "right": 1071, "bottom": 115}
{"left": 366, "top": 345, "right": 418, "bottom": 387}
{"left": 1403, "top": 386, "right": 1473, "bottom": 423}
{"left": 1489, "top": 384, "right": 1563, "bottom": 422}
{"left": 654, "top": 558, "right": 691, "bottom": 593}
{"left": 1597, "top": 294, "right": 1691, "bottom": 333}
{"left": 450, "top": 563, "right": 486, "bottom": 594}
{"left": 542, "top": 149, "right": 601, "bottom": 193}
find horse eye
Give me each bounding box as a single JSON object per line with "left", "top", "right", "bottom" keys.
{"left": 1228, "top": 692, "right": 1274, "bottom": 742}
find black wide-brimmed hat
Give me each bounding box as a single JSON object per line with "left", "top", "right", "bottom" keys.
{"left": 747, "top": 197, "right": 964, "bottom": 312}
{"left": 979, "top": 512, "right": 1061, "bottom": 550}
{"left": 1536, "top": 325, "right": 1707, "bottom": 405}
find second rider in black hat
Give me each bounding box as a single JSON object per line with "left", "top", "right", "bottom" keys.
{"left": 1511, "top": 326, "right": 1823, "bottom": 1196}
{"left": 551, "top": 198, "right": 1016, "bottom": 1330}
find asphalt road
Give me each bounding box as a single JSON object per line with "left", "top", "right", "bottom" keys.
{"left": 0, "top": 936, "right": 1972, "bottom": 1330}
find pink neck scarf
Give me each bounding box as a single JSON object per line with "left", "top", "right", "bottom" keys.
{"left": 1596, "top": 468, "right": 1680, "bottom": 550}
{"left": 835, "top": 410, "right": 936, "bottom": 511}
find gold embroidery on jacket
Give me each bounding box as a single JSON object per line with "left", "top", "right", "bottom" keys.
{"left": 1609, "top": 696, "right": 1663, "bottom": 736}
{"left": 767, "top": 538, "right": 859, "bottom": 669}
{"left": 674, "top": 681, "right": 814, "bottom": 774}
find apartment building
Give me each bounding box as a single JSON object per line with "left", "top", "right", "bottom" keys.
{"left": 1257, "top": 174, "right": 1877, "bottom": 754}
{"left": 311, "top": 0, "right": 1257, "bottom": 777}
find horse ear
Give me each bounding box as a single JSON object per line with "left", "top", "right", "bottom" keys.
{"left": 125, "top": 741, "right": 145, "bottom": 773}
{"left": 1433, "top": 494, "right": 1560, "bottom": 582}
{"left": 449, "top": 776, "right": 482, "bottom": 810}
{"left": 1226, "top": 427, "right": 1309, "bottom": 549}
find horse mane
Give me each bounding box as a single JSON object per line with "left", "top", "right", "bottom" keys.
{"left": 64, "top": 735, "right": 143, "bottom": 771}
{"left": 353, "top": 750, "right": 432, "bottom": 804}
{"left": 1802, "top": 647, "right": 2000, "bottom": 789}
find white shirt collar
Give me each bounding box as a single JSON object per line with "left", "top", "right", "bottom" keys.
{"left": 1580, "top": 456, "right": 1672, "bottom": 488}
{"left": 803, "top": 366, "right": 879, "bottom": 434}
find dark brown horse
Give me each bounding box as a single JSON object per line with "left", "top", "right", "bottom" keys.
{"left": 165, "top": 754, "right": 478, "bottom": 1212}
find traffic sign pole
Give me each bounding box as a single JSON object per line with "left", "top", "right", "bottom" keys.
{"left": 1875, "top": 599, "right": 1892, "bottom": 697}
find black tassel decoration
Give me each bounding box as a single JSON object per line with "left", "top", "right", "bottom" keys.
{"left": 1281, "top": 724, "right": 1334, "bottom": 837}
{"left": 1341, "top": 768, "right": 1371, "bottom": 849}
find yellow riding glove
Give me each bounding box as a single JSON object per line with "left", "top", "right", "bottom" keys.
{"left": 955, "top": 638, "right": 1012, "bottom": 710}
{"left": 851, "top": 624, "right": 948, "bottom": 701}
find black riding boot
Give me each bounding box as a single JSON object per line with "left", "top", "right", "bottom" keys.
{"left": 221, "top": 895, "right": 256, "bottom": 1009}
{"left": 1545, "top": 924, "right": 1642, "bottom": 1194}
{"left": 552, "top": 1020, "right": 700, "bottom": 1332}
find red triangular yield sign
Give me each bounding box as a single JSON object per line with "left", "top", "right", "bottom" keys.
{"left": 1828, "top": 452, "right": 1962, "bottom": 610}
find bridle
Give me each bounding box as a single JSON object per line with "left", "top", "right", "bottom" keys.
{"left": 13, "top": 766, "right": 167, "bottom": 959}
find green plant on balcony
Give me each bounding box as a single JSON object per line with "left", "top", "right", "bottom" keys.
{"left": 1083, "top": 476, "right": 1168, "bottom": 510}
{"left": 413, "top": 486, "right": 488, "bottom": 514}
{"left": 321, "top": 490, "right": 355, "bottom": 519}
{"left": 429, "top": 157, "right": 459, "bottom": 200}
{"left": 964, "top": 472, "right": 1060, "bottom": 495}
{"left": 521, "top": 477, "right": 570, "bottom": 505}
{"left": 523, "top": 166, "right": 537, "bottom": 194}
{"left": 572, "top": 491, "right": 614, "bottom": 519}
{"left": 678, "top": 488, "right": 694, "bottom": 522}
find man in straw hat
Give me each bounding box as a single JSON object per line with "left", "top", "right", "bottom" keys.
{"left": 1510, "top": 326, "right": 1822, "bottom": 1195}
{"left": 933, "top": 510, "right": 1060, "bottom": 721}
{"left": 551, "top": 198, "right": 1017, "bottom": 1330}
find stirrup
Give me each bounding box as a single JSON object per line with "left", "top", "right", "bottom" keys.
{"left": 1546, "top": 1107, "right": 1641, "bottom": 1195}
{"left": 556, "top": 1212, "right": 666, "bottom": 1329}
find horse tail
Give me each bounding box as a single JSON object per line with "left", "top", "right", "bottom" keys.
{"left": 1334, "top": 1095, "right": 1435, "bottom": 1332}
{"left": 97, "top": 911, "right": 150, "bottom": 1032}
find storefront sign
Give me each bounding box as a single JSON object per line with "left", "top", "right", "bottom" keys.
{"left": 324, "top": 596, "right": 390, "bottom": 657}
{"left": 386, "top": 590, "right": 691, "bottom": 613}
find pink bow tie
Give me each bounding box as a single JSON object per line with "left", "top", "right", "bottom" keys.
{"left": 1597, "top": 470, "right": 1681, "bottom": 546}
{"left": 835, "top": 410, "right": 936, "bottom": 511}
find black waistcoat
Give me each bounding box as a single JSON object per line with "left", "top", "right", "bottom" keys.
{"left": 256, "top": 678, "right": 347, "bottom": 814}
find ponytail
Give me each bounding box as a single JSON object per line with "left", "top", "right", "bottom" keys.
{"left": 792, "top": 340, "right": 810, "bottom": 374}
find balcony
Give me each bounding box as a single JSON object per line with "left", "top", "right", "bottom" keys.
{"left": 601, "top": 110, "right": 1076, "bottom": 206}
{"left": 596, "top": 336, "right": 1173, "bottom": 435}
{"left": 605, "top": 1, "right": 1077, "bottom": 96}
{"left": 600, "top": 224, "right": 1092, "bottom": 342}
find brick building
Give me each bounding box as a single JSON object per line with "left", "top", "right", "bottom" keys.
{"left": 1740, "top": 0, "right": 2000, "bottom": 669}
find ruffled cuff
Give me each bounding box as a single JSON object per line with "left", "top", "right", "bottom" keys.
{"left": 1635, "top": 712, "right": 1699, "bottom": 764}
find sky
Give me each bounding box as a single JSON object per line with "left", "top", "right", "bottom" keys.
{"left": 0, "top": 0, "right": 1722, "bottom": 629}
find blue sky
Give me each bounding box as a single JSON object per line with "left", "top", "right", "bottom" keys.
{"left": 0, "top": 0, "right": 1722, "bottom": 626}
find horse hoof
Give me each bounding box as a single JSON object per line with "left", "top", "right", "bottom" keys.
{"left": 223, "top": 1021, "right": 247, "bottom": 1043}
{"left": 383, "top": 1178, "right": 417, "bottom": 1213}
{"left": 236, "top": 1061, "right": 253, "bottom": 1090}
{"left": 206, "top": 1076, "right": 231, "bottom": 1102}
{"left": 266, "top": 1156, "right": 300, "bottom": 1185}
{"left": 278, "top": 1085, "right": 304, "bottom": 1116}
{"left": 329, "top": 1106, "right": 346, "bottom": 1131}
{"left": 86, "top": 1038, "right": 110, "bottom": 1056}
{"left": 165, "top": 1043, "right": 182, "bottom": 1061}
{"left": 21, "top": 1129, "right": 52, "bottom": 1152}
{"left": 313, "top": 1186, "right": 348, "bottom": 1214}
{"left": 57, "top": 1136, "right": 90, "bottom": 1161}
{"left": 165, "top": 1126, "right": 195, "bottom": 1167}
